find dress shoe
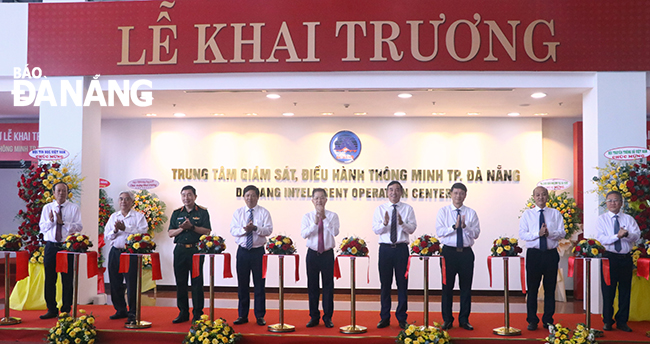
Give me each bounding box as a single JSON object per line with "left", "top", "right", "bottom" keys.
{"left": 603, "top": 323, "right": 612, "bottom": 331}
{"left": 399, "top": 321, "right": 408, "bottom": 330}
{"left": 172, "top": 314, "right": 190, "bottom": 324}
{"left": 377, "top": 319, "right": 390, "bottom": 328}
{"left": 324, "top": 319, "right": 334, "bottom": 328}
{"left": 306, "top": 319, "right": 319, "bottom": 327}
{"left": 125, "top": 315, "right": 136, "bottom": 325}
{"left": 40, "top": 311, "right": 58, "bottom": 319}
{"left": 527, "top": 323, "right": 538, "bottom": 331}
{"left": 441, "top": 321, "right": 453, "bottom": 330}
{"left": 617, "top": 324, "right": 632, "bottom": 332}
{"left": 459, "top": 323, "right": 474, "bottom": 331}
{"left": 233, "top": 317, "right": 248, "bottom": 325}
{"left": 110, "top": 312, "right": 128, "bottom": 320}
{"left": 256, "top": 318, "right": 266, "bottom": 326}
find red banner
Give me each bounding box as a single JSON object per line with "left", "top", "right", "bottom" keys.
{"left": 26, "top": 0, "right": 650, "bottom": 76}
{"left": 0, "top": 123, "right": 39, "bottom": 161}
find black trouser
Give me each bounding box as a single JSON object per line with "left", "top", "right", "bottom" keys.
{"left": 440, "top": 245, "right": 474, "bottom": 324}
{"left": 601, "top": 251, "right": 633, "bottom": 326}
{"left": 378, "top": 243, "right": 409, "bottom": 322}
{"left": 525, "top": 248, "right": 559, "bottom": 326}
{"left": 173, "top": 244, "right": 204, "bottom": 319}
{"left": 108, "top": 246, "right": 138, "bottom": 316}
{"left": 306, "top": 248, "right": 334, "bottom": 322}
{"left": 236, "top": 246, "right": 265, "bottom": 319}
{"left": 44, "top": 241, "right": 73, "bottom": 313}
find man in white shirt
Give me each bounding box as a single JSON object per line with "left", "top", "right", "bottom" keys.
{"left": 373, "top": 181, "right": 417, "bottom": 330}
{"left": 436, "top": 182, "right": 480, "bottom": 331}
{"left": 519, "top": 186, "right": 564, "bottom": 331}
{"left": 301, "top": 188, "right": 340, "bottom": 328}
{"left": 230, "top": 185, "right": 273, "bottom": 326}
{"left": 596, "top": 191, "right": 640, "bottom": 332}
{"left": 38, "top": 182, "right": 82, "bottom": 319}
{"left": 104, "top": 191, "right": 148, "bottom": 324}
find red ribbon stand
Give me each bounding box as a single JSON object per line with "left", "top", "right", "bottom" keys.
{"left": 15, "top": 251, "right": 30, "bottom": 281}
{"left": 56, "top": 251, "right": 98, "bottom": 278}
{"left": 568, "top": 256, "right": 610, "bottom": 286}
{"left": 637, "top": 258, "right": 650, "bottom": 280}
{"left": 192, "top": 253, "right": 233, "bottom": 279}
{"left": 487, "top": 256, "right": 526, "bottom": 294}
{"left": 334, "top": 255, "right": 370, "bottom": 283}
{"left": 405, "top": 255, "right": 446, "bottom": 284}
{"left": 262, "top": 254, "right": 300, "bottom": 282}
{"left": 120, "top": 252, "right": 162, "bottom": 280}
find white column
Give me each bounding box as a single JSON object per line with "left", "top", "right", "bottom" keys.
{"left": 582, "top": 72, "right": 647, "bottom": 313}
{"left": 39, "top": 76, "right": 101, "bottom": 305}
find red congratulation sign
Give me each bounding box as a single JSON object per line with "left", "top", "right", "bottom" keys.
{"left": 99, "top": 178, "right": 111, "bottom": 189}
{"left": 26, "top": 0, "right": 650, "bottom": 76}
{"left": 0, "top": 123, "right": 39, "bottom": 161}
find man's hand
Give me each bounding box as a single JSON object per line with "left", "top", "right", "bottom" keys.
{"left": 455, "top": 213, "right": 464, "bottom": 229}
{"left": 539, "top": 223, "right": 548, "bottom": 237}
{"left": 115, "top": 220, "right": 126, "bottom": 231}
{"left": 244, "top": 221, "right": 256, "bottom": 233}
{"left": 618, "top": 228, "right": 629, "bottom": 239}
{"left": 49, "top": 209, "right": 54, "bottom": 222}
{"left": 397, "top": 213, "right": 403, "bottom": 225}
{"left": 315, "top": 205, "right": 326, "bottom": 223}
{"left": 383, "top": 211, "right": 390, "bottom": 226}
{"left": 179, "top": 218, "right": 193, "bottom": 231}
{"left": 55, "top": 212, "right": 64, "bottom": 225}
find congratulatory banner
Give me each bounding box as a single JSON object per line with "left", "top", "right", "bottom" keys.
{"left": 171, "top": 165, "right": 520, "bottom": 199}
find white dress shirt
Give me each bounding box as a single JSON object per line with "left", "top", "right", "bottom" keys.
{"left": 301, "top": 210, "right": 340, "bottom": 251}
{"left": 39, "top": 200, "right": 82, "bottom": 242}
{"left": 519, "top": 206, "right": 565, "bottom": 249}
{"left": 596, "top": 211, "right": 640, "bottom": 254}
{"left": 372, "top": 201, "right": 417, "bottom": 244}
{"left": 230, "top": 204, "right": 273, "bottom": 249}
{"left": 436, "top": 204, "right": 481, "bottom": 247}
{"left": 104, "top": 209, "right": 149, "bottom": 249}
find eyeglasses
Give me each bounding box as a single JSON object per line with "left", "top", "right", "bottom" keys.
{"left": 605, "top": 199, "right": 622, "bottom": 203}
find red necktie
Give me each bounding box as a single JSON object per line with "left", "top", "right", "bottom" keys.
{"left": 317, "top": 218, "right": 324, "bottom": 254}
{"left": 55, "top": 205, "right": 63, "bottom": 242}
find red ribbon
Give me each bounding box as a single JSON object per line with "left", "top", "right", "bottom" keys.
{"left": 192, "top": 253, "right": 233, "bottom": 279}
{"left": 119, "top": 253, "right": 162, "bottom": 280}
{"left": 262, "top": 254, "right": 300, "bottom": 282}
{"left": 15, "top": 251, "right": 30, "bottom": 281}
{"left": 56, "top": 251, "right": 98, "bottom": 277}
{"left": 334, "top": 255, "right": 370, "bottom": 284}
{"left": 637, "top": 258, "right": 650, "bottom": 280}
{"left": 97, "top": 267, "right": 106, "bottom": 293}
{"left": 487, "top": 256, "right": 526, "bottom": 294}
{"left": 568, "top": 256, "right": 610, "bottom": 286}
{"left": 334, "top": 256, "right": 341, "bottom": 279}
{"left": 119, "top": 253, "right": 130, "bottom": 273}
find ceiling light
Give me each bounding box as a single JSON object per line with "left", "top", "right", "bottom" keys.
{"left": 266, "top": 94, "right": 281, "bottom": 99}
{"left": 534, "top": 113, "right": 548, "bottom": 116}
{"left": 431, "top": 112, "right": 446, "bottom": 116}
{"left": 173, "top": 113, "right": 186, "bottom": 117}
{"left": 467, "top": 112, "right": 480, "bottom": 116}
{"left": 507, "top": 112, "right": 520, "bottom": 117}
{"left": 282, "top": 112, "right": 294, "bottom": 117}
{"left": 212, "top": 113, "right": 224, "bottom": 116}
{"left": 394, "top": 112, "right": 406, "bottom": 116}
{"left": 246, "top": 113, "right": 258, "bottom": 116}
{"left": 531, "top": 92, "right": 547, "bottom": 99}
{"left": 398, "top": 93, "right": 412, "bottom": 99}
{"left": 321, "top": 112, "right": 333, "bottom": 116}
{"left": 354, "top": 112, "right": 367, "bottom": 116}
{"left": 145, "top": 113, "right": 157, "bottom": 117}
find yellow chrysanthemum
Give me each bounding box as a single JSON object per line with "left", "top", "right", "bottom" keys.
{"left": 351, "top": 247, "right": 358, "bottom": 254}
{"left": 496, "top": 247, "right": 504, "bottom": 254}
{"left": 591, "top": 248, "right": 599, "bottom": 256}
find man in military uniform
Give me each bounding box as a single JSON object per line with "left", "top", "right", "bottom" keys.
{"left": 168, "top": 185, "right": 212, "bottom": 323}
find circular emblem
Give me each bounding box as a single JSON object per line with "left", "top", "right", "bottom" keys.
{"left": 330, "top": 130, "right": 361, "bottom": 164}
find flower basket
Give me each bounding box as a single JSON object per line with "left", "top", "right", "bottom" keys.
{"left": 64, "top": 234, "right": 93, "bottom": 253}
{"left": 266, "top": 235, "right": 296, "bottom": 255}
{"left": 124, "top": 233, "right": 156, "bottom": 254}
{"left": 198, "top": 235, "right": 226, "bottom": 254}
{"left": 0, "top": 233, "right": 23, "bottom": 251}
{"left": 339, "top": 236, "right": 369, "bottom": 257}
{"left": 410, "top": 234, "right": 440, "bottom": 256}
{"left": 490, "top": 236, "right": 522, "bottom": 257}
{"left": 133, "top": 190, "right": 167, "bottom": 236}
{"left": 183, "top": 316, "right": 242, "bottom": 344}
{"left": 544, "top": 323, "right": 599, "bottom": 344}
{"left": 524, "top": 191, "right": 582, "bottom": 239}
{"left": 632, "top": 239, "right": 650, "bottom": 267}
{"left": 396, "top": 323, "right": 452, "bottom": 344}
{"left": 572, "top": 238, "right": 605, "bottom": 258}
{"left": 46, "top": 310, "right": 96, "bottom": 344}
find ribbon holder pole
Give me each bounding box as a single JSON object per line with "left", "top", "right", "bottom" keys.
{"left": 493, "top": 257, "right": 521, "bottom": 336}
{"left": 71, "top": 253, "right": 80, "bottom": 319}
{"left": 209, "top": 255, "right": 215, "bottom": 322}
{"left": 0, "top": 252, "right": 21, "bottom": 325}
{"left": 585, "top": 258, "right": 592, "bottom": 329}
{"left": 268, "top": 255, "right": 295, "bottom": 332}
{"left": 340, "top": 256, "right": 367, "bottom": 334}
{"left": 422, "top": 257, "right": 434, "bottom": 330}
{"left": 126, "top": 255, "right": 151, "bottom": 329}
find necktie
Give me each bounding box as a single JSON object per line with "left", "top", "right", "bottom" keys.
{"left": 317, "top": 217, "right": 325, "bottom": 254}
{"left": 245, "top": 209, "right": 253, "bottom": 249}
{"left": 614, "top": 214, "right": 622, "bottom": 252}
{"left": 456, "top": 208, "right": 463, "bottom": 252}
{"left": 55, "top": 205, "right": 63, "bottom": 242}
{"left": 539, "top": 209, "right": 547, "bottom": 251}
{"left": 390, "top": 204, "right": 397, "bottom": 244}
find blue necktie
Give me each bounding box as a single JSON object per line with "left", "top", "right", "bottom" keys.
{"left": 390, "top": 204, "right": 397, "bottom": 244}
{"left": 456, "top": 208, "right": 463, "bottom": 251}
{"left": 245, "top": 209, "right": 253, "bottom": 249}
{"left": 539, "top": 209, "right": 547, "bottom": 251}
{"left": 614, "top": 214, "right": 622, "bottom": 252}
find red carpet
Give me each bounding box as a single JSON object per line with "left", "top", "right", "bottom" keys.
{"left": 1, "top": 305, "right": 649, "bottom": 343}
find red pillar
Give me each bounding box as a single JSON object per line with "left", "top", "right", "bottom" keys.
{"left": 573, "top": 121, "right": 584, "bottom": 300}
